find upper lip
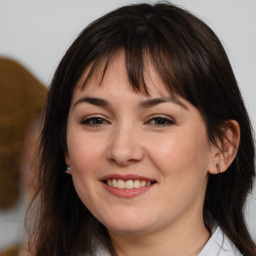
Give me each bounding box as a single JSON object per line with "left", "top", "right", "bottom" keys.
{"left": 100, "top": 174, "right": 156, "bottom": 182}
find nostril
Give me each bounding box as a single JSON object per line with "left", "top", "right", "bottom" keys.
{"left": 106, "top": 133, "right": 145, "bottom": 165}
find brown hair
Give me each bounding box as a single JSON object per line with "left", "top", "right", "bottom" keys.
{"left": 29, "top": 3, "right": 256, "bottom": 255}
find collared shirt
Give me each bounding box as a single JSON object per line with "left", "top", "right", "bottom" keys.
{"left": 199, "top": 226, "right": 242, "bottom": 255}
{"left": 96, "top": 226, "right": 242, "bottom": 256}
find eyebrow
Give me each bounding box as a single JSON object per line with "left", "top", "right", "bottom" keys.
{"left": 73, "top": 97, "right": 109, "bottom": 108}
{"left": 139, "top": 97, "right": 188, "bottom": 110}
{"left": 73, "top": 96, "right": 188, "bottom": 110}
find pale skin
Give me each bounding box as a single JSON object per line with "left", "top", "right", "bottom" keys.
{"left": 65, "top": 51, "right": 240, "bottom": 256}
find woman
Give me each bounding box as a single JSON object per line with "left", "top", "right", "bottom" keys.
{"left": 27, "top": 3, "right": 256, "bottom": 256}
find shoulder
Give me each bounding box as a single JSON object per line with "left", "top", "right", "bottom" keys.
{"left": 199, "top": 226, "right": 243, "bottom": 256}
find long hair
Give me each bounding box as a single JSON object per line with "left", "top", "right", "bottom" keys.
{"left": 29, "top": 3, "right": 256, "bottom": 255}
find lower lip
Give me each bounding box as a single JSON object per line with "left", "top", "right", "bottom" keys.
{"left": 102, "top": 182, "right": 154, "bottom": 198}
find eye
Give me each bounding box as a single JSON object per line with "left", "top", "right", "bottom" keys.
{"left": 81, "top": 117, "right": 108, "bottom": 126}
{"left": 146, "top": 116, "right": 175, "bottom": 126}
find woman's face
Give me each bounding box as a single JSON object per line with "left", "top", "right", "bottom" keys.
{"left": 65, "top": 52, "right": 217, "bottom": 237}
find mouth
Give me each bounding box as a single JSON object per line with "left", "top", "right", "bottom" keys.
{"left": 101, "top": 176, "right": 156, "bottom": 198}
{"left": 100, "top": 174, "right": 157, "bottom": 193}
{"left": 104, "top": 179, "right": 156, "bottom": 189}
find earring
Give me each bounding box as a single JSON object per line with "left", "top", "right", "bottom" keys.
{"left": 66, "top": 165, "right": 72, "bottom": 174}
{"left": 216, "top": 163, "right": 221, "bottom": 174}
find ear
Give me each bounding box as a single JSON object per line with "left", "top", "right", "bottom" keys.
{"left": 65, "top": 152, "right": 72, "bottom": 175}
{"left": 208, "top": 120, "right": 240, "bottom": 175}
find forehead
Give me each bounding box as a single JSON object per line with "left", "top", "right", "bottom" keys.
{"left": 71, "top": 51, "right": 192, "bottom": 114}
{"left": 74, "top": 50, "right": 173, "bottom": 98}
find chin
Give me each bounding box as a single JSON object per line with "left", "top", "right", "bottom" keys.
{"left": 101, "top": 213, "right": 156, "bottom": 235}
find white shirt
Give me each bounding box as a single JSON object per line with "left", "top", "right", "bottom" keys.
{"left": 96, "top": 226, "right": 242, "bottom": 256}
{"left": 199, "top": 226, "right": 242, "bottom": 256}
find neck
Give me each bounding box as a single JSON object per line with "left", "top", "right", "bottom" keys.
{"left": 108, "top": 211, "right": 210, "bottom": 256}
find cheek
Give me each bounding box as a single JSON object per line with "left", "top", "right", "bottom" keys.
{"left": 67, "top": 130, "right": 105, "bottom": 169}
{"left": 66, "top": 134, "right": 105, "bottom": 206}
{"left": 147, "top": 130, "right": 211, "bottom": 177}
{"left": 150, "top": 136, "right": 192, "bottom": 168}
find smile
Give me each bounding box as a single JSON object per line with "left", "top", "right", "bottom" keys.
{"left": 105, "top": 179, "right": 154, "bottom": 189}
{"left": 100, "top": 174, "right": 157, "bottom": 198}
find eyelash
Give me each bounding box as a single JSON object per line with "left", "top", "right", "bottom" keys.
{"left": 81, "top": 116, "right": 175, "bottom": 127}
{"left": 146, "top": 116, "right": 175, "bottom": 127}
{"left": 81, "top": 117, "right": 109, "bottom": 126}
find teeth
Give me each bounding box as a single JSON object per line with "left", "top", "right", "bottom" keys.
{"left": 134, "top": 180, "right": 140, "bottom": 188}
{"left": 126, "top": 180, "right": 134, "bottom": 189}
{"left": 106, "top": 179, "right": 153, "bottom": 189}
{"left": 117, "top": 179, "right": 125, "bottom": 189}
{"left": 140, "top": 180, "right": 146, "bottom": 187}
{"left": 112, "top": 179, "right": 118, "bottom": 188}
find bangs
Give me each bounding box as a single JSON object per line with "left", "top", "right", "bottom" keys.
{"left": 81, "top": 40, "right": 189, "bottom": 102}
{"left": 79, "top": 18, "right": 195, "bottom": 103}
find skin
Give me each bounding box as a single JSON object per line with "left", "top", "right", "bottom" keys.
{"left": 65, "top": 52, "right": 239, "bottom": 256}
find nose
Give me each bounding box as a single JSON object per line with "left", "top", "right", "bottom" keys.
{"left": 106, "top": 124, "right": 145, "bottom": 166}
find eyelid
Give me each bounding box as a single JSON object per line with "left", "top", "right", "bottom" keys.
{"left": 145, "top": 115, "right": 176, "bottom": 126}
{"left": 80, "top": 115, "right": 110, "bottom": 125}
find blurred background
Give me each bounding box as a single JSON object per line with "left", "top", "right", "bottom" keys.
{"left": 0, "top": 0, "right": 255, "bottom": 253}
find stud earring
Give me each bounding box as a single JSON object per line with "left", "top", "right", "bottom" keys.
{"left": 66, "top": 165, "right": 72, "bottom": 174}
{"left": 216, "top": 163, "right": 221, "bottom": 174}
